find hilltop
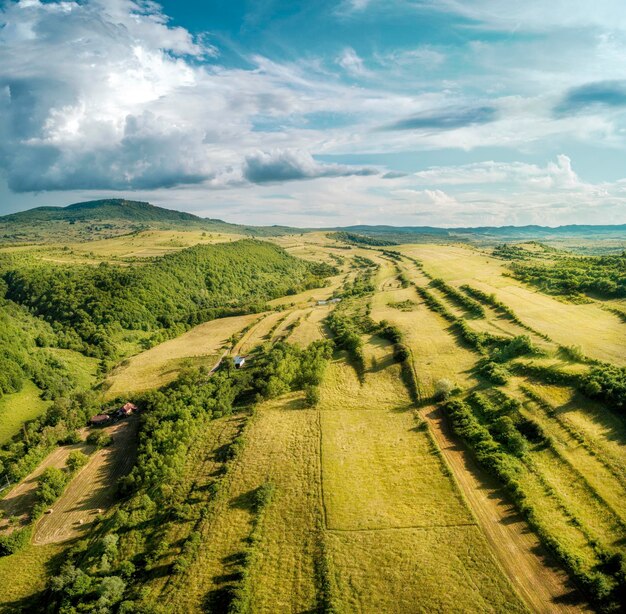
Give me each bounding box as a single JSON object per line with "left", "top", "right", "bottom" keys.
{"left": 0, "top": 199, "right": 296, "bottom": 244}
{"left": 1, "top": 199, "right": 204, "bottom": 224}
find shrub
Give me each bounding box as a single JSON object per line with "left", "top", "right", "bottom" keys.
{"left": 479, "top": 361, "right": 510, "bottom": 385}
{"left": 434, "top": 379, "right": 454, "bottom": 402}
{"left": 36, "top": 467, "right": 68, "bottom": 506}
{"left": 66, "top": 450, "right": 89, "bottom": 473}
{"left": 0, "top": 526, "right": 32, "bottom": 556}
{"left": 87, "top": 431, "right": 113, "bottom": 448}
{"left": 304, "top": 384, "right": 320, "bottom": 407}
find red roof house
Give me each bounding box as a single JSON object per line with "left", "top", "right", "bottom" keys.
{"left": 120, "top": 402, "right": 137, "bottom": 416}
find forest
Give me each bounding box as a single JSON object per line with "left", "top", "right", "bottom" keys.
{"left": 1, "top": 240, "right": 334, "bottom": 359}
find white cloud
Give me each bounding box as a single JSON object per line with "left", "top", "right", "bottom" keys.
{"left": 412, "top": 155, "right": 589, "bottom": 191}
{"left": 336, "top": 47, "right": 369, "bottom": 77}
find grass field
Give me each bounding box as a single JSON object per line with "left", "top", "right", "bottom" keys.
{"left": 319, "top": 343, "right": 527, "bottom": 612}
{"left": 33, "top": 418, "right": 137, "bottom": 545}
{"left": 104, "top": 312, "right": 259, "bottom": 398}
{"left": 0, "top": 435, "right": 90, "bottom": 533}
{"left": 400, "top": 244, "right": 626, "bottom": 366}
{"left": 0, "top": 543, "right": 64, "bottom": 613}
{"left": 0, "top": 382, "right": 51, "bottom": 446}
{"left": 2, "top": 233, "right": 624, "bottom": 613}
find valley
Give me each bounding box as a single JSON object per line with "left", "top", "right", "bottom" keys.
{"left": 0, "top": 203, "right": 624, "bottom": 613}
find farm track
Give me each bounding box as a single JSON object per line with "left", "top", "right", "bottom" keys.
{"left": 423, "top": 404, "right": 591, "bottom": 614}
{"left": 33, "top": 419, "right": 138, "bottom": 545}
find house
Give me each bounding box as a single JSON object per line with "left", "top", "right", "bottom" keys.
{"left": 234, "top": 356, "right": 246, "bottom": 369}
{"left": 120, "top": 402, "right": 137, "bottom": 416}
{"left": 116, "top": 402, "right": 137, "bottom": 418}
{"left": 90, "top": 414, "right": 111, "bottom": 426}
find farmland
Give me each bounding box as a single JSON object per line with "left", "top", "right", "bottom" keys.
{"left": 0, "top": 218, "right": 624, "bottom": 613}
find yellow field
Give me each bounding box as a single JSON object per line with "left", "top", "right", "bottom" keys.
{"left": 288, "top": 306, "right": 330, "bottom": 346}
{"left": 161, "top": 393, "right": 321, "bottom": 613}
{"left": 372, "top": 283, "right": 476, "bottom": 398}
{"left": 320, "top": 359, "right": 471, "bottom": 530}
{"left": 33, "top": 419, "right": 137, "bottom": 545}
{"left": 58, "top": 230, "right": 244, "bottom": 262}
{"left": 104, "top": 312, "right": 259, "bottom": 398}
{"left": 401, "top": 244, "right": 626, "bottom": 365}
{"left": 319, "top": 343, "right": 527, "bottom": 612}
{"left": 0, "top": 436, "right": 91, "bottom": 533}
{"left": 327, "top": 526, "right": 526, "bottom": 614}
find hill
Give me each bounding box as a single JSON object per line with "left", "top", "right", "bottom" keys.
{"left": 0, "top": 199, "right": 204, "bottom": 224}
{"left": 0, "top": 199, "right": 298, "bottom": 244}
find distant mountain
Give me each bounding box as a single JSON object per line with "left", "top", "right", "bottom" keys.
{"left": 342, "top": 223, "right": 626, "bottom": 237}
{"left": 1, "top": 199, "right": 207, "bottom": 224}
{"left": 2, "top": 199, "right": 624, "bottom": 246}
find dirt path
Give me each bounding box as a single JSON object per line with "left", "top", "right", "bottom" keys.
{"left": 423, "top": 404, "right": 591, "bottom": 614}
{"left": 33, "top": 419, "right": 137, "bottom": 545}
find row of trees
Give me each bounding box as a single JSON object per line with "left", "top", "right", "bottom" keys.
{"left": 509, "top": 252, "right": 626, "bottom": 299}
{"left": 43, "top": 339, "right": 334, "bottom": 612}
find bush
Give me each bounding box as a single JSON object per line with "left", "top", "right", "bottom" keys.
{"left": 304, "top": 384, "right": 320, "bottom": 407}
{"left": 66, "top": 450, "right": 89, "bottom": 473}
{"left": 0, "top": 526, "right": 32, "bottom": 556}
{"left": 36, "top": 467, "right": 68, "bottom": 506}
{"left": 478, "top": 361, "right": 510, "bottom": 385}
{"left": 87, "top": 431, "right": 113, "bottom": 448}
{"left": 434, "top": 379, "right": 454, "bottom": 402}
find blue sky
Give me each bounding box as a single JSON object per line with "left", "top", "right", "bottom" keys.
{"left": 1, "top": 0, "right": 626, "bottom": 226}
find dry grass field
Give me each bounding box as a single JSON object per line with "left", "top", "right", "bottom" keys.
{"left": 400, "top": 244, "right": 626, "bottom": 366}
{"left": 104, "top": 312, "right": 260, "bottom": 398}
{"left": 318, "top": 344, "right": 528, "bottom": 613}
{"left": 0, "top": 435, "right": 91, "bottom": 533}
{"left": 33, "top": 419, "right": 138, "bottom": 545}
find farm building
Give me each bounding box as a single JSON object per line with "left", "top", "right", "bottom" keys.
{"left": 234, "top": 356, "right": 246, "bottom": 369}
{"left": 316, "top": 300, "right": 328, "bottom": 306}
{"left": 329, "top": 298, "right": 342, "bottom": 304}
{"left": 90, "top": 414, "right": 111, "bottom": 426}
{"left": 119, "top": 402, "right": 137, "bottom": 416}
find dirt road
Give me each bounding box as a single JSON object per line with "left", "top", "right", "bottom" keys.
{"left": 423, "top": 404, "right": 591, "bottom": 614}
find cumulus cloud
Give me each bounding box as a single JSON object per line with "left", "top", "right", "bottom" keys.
{"left": 0, "top": 0, "right": 379, "bottom": 192}
{"left": 243, "top": 149, "right": 377, "bottom": 183}
{"left": 382, "top": 105, "right": 497, "bottom": 131}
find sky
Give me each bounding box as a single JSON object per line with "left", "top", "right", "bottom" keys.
{"left": 1, "top": 0, "right": 626, "bottom": 227}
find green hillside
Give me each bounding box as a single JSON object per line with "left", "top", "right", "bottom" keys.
{"left": 2, "top": 240, "right": 334, "bottom": 359}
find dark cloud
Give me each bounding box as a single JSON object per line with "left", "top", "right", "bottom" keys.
{"left": 554, "top": 80, "right": 626, "bottom": 116}
{"left": 243, "top": 149, "right": 377, "bottom": 184}
{"left": 382, "top": 105, "right": 497, "bottom": 131}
